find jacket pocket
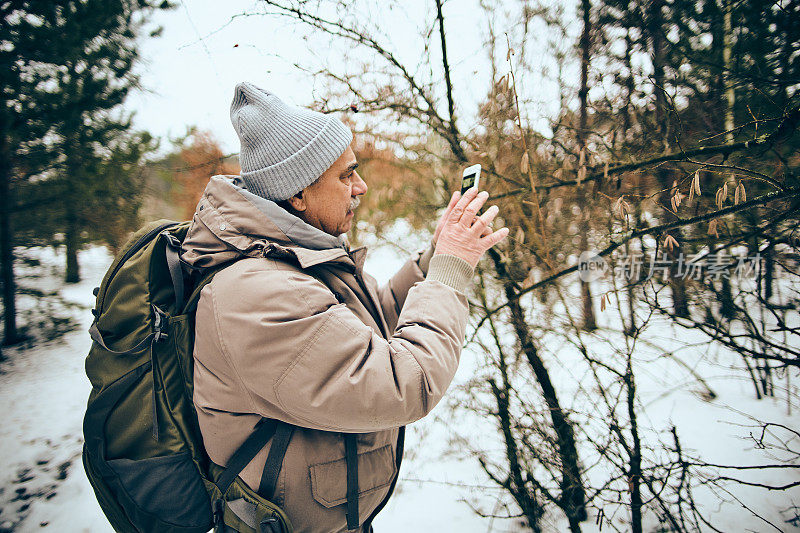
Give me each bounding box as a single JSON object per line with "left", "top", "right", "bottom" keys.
{"left": 309, "top": 444, "right": 396, "bottom": 508}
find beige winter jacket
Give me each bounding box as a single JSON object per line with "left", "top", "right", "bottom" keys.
{"left": 181, "top": 176, "right": 473, "bottom": 532}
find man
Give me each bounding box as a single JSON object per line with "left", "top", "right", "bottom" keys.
{"left": 181, "top": 82, "right": 508, "bottom": 532}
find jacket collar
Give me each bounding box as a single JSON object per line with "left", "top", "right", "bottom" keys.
{"left": 182, "top": 176, "right": 366, "bottom": 271}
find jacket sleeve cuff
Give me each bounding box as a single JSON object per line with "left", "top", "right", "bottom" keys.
{"left": 426, "top": 254, "right": 474, "bottom": 293}
{"left": 415, "top": 240, "right": 436, "bottom": 275}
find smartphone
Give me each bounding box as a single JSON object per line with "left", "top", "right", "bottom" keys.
{"left": 460, "top": 164, "right": 482, "bottom": 195}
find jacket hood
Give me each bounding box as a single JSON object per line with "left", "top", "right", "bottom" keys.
{"left": 181, "top": 175, "right": 366, "bottom": 271}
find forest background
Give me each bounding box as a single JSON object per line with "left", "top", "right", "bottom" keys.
{"left": 1, "top": 0, "right": 799, "bottom": 531}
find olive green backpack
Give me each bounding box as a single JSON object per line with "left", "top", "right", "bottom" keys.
{"left": 83, "top": 220, "right": 294, "bottom": 533}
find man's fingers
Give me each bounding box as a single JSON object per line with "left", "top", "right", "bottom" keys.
{"left": 440, "top": 190, "right": 460, "bottom": 221}
{"left": 449, "top": 187, "right": 479, "bottom": 222}
{"left": 460, "top": 190, "right": 489, "bottom": 224}
{"left": 446, "top": 190, "right": 460, "bottom": 212}
{"left": 471, "top": 205, "right": 499, "bottom": 234}
{"left": 481, "top": 227, "right": 509, "bottom": 248}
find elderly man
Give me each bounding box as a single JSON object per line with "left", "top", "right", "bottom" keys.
{"left": 181, "top": 82, "right": 507, "bottom": 533}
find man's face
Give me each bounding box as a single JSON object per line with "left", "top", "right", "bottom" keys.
{"left": 289, "top": 146, "right": 368, "bottom": 236}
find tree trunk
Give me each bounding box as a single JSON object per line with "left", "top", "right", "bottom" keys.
{"left": 0, "top": 136, "right": 20, "bottom": 346}
{"left": 722, "top": 0, "right": 735, "bottom": 143}
{"left": 578, "top": 0, "right": 596, "bottom": 331}
{"left": 625, "top": 365, "right": 643, "bottom": 533}
{"left": 490, "top": 249, "right": 587, "bottom": 527}
{"left": 762, "top": 244, "right": 774, "bottom": 300}
{"left": 648, "top": 0, "right": 690, "bottom": 318}
{"left": 65, "top": 203, "right": 80, "bottom": 283}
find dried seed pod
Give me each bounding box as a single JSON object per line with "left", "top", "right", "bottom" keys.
{"left": 688, "top": 181, "right": 695, "bottom": 203}
{"left": 708, "top": 219, "right": 719, "bottom": 238}
{"left": 613, "top": 196, "right": 630, "bottom": 218}
{"left": 693, "top": 171, "right": 701, "bottom": 195}
{"left": 664, "top": 234, "right": 678, "bottom": 253}
{"left": 577, "top": 166, "right": 586, "bottom": 185}
{"left": 554, "top": 168, "right": 563, "bottom": 180}
{"left": 579, "top": 147, "right": 586, "bottom": 167}
{"left": 738, "top": 182, "right": 746, "bottom": 203}
{"left": 604, "top": 161, "right": 609, "bottom": 181}
{"left": 672, "top": 189, "right": 682, "bottom": 210}
{"left": 521, "top": 151, "right": 529, "bottom": 174}
{"left": 496, "top": 75, "right": 507, "bottom": 92}
{"left": 600, "top": 293, "right": 607, "bottom": 312}
{"left": 734, "top": 181, "right": 741, "bottom": 205}
{"left": 716, "top": 186, "right": 727, "bottom": 209}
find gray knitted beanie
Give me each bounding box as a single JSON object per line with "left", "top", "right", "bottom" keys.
{"left": 230, "top": 82, "right": 353, "bottom": 201}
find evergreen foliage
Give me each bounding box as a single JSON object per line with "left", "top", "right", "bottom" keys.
{"left": 1, "top": 0, "right": 171, "bottom": 344}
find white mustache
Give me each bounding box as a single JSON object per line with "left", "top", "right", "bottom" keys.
{"left": 349, "top": 197, "right": 360, "bottom": 211}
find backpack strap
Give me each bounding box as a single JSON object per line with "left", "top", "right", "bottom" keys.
{"left": 344, "top": 433, "right": 359, "bottom": 530}
{"left": 88, "top": 323, "right": 154, "bottom": 355}
{"left": 258, "top": 421, "right": 295, "bottom": 500}
{"left": 216, "top": 418, "right": 279, "bottom": 495}
{"left": 161, "top": 231, "right": 185, "bottom": 311}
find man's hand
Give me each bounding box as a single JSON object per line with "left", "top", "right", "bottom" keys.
{"left": 433, "top": 187, "right": 509, "bottom": 268}
{"left": 433, "top": 190, "right": 494, "bottom": 244}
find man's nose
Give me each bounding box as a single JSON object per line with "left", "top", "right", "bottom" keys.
{"left": 352, "top": 171, "right": 368, "bottom": 196}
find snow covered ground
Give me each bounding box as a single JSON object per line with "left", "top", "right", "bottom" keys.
{"left": 0, "top": 238, "right": 798, "bottom": 532}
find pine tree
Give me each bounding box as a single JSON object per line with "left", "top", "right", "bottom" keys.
{"left": 1, "top": 0, "right": 169, "bottom": 343}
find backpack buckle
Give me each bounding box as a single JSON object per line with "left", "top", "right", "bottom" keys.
{"left": 260, "top": 516, "right": 284, "bottom": 533}
{"left": 152, "top": 305, "right": 169, "bottom": 342}
{"left": 161, "top": 231, "right": 181, "bottom": 249}
{"left": 212, "top": 499, "right": 225, "bottom": 533}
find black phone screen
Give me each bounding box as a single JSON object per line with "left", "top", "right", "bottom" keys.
{"left": 461, "top": 173, "right": 477, "bottom": 195}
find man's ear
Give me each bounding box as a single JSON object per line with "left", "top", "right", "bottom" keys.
{"left": 287, "top": 190, "right": 306, "bottom": 212}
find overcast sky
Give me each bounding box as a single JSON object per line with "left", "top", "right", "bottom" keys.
{"left": 127, "top": 0, "right": 575, "bottom": 156}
